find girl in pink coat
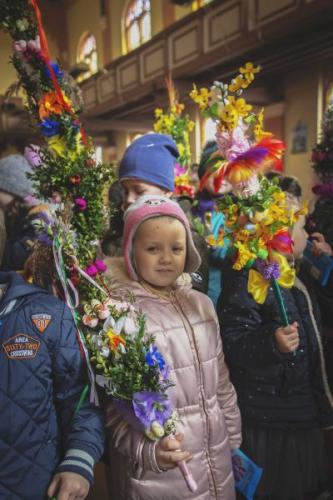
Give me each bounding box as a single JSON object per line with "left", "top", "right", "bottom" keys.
{"left": 105, "top": 195, "right": 241, "bottom": 500}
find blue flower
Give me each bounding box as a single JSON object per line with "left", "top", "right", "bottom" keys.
{"left": 145, "top": 346, "right": 165, "bottom": 371}
{"left": 44, "top": 61, "right": 64, "bottom": 80}
{"left": 40, "top": 119, "right": 61, "bottom": 137}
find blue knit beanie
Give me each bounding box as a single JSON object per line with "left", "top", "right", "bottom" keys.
{"left": 119, "top": 133, "right": 178, "bottom": 191}
{"left": 0, "top": 154, "right": 34, "bottom": 199}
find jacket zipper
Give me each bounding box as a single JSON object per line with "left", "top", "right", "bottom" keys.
{"left": 170, "top": 291, "right": 219, "bottom": 498}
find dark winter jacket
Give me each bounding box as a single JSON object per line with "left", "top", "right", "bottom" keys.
{"left": 217, "top": 264, "right": 333, "bottom": 430}
{"left": 0, "top": 272, "right": 105, "bottom": 500}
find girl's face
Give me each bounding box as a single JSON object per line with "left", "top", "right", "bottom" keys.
{"left": 133, "top": 217, "right": 187, "bottom": 290}
{"left": 292, "top": 215, "right": 308, "bottom": 259}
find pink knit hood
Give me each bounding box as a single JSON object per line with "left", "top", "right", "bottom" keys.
{"left": 123, "top": 195, "right": 201, "bottom": 281}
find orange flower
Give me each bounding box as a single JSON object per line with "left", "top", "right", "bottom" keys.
{"left": 107, "top": 330, "right": 126, "bottom": 352}
{"left": 39, "top": 91, "right": 71, "bottom": 120}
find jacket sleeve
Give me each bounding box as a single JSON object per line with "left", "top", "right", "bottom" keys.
{"left": 217, "top": 274, "right": 291, "bottom": 369}
{"left": 216, "top": 323, "right": 242, "bottom": 449}
{"left": 105, "top": 402, "right": 162, "bottom": 473}
{"left": 52, "top": 304, "right": 105, "bottom": 484}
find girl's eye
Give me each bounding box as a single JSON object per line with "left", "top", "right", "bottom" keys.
{"left": 173, "top": 247, "right": 183, "bottom": 254}
{"left": 147, "top": 246, "right": 157, "bottom": 252}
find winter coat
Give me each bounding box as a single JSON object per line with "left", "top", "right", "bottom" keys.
{"left": 0, "top": 207, "right": 6, "bottom": 266}
{"left": 217, "top": 263, "right": 333, "bottom": 430}
{"left": 0, "top": 272, "right": 105, "bottom": 499}
{"left": 105, "top": 257, "right": 241, "bottom": 500}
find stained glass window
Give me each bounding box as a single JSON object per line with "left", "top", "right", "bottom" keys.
{"left": 77, "top": 33, "right": 98, "bottom": 81}
{"left": 125, "top": 0, "right": 151, "bottom": 52}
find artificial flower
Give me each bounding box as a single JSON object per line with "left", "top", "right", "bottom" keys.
{"left": 40, "top": 119, "right": 61, "bottom": 137}
{"left": 39, "top": 91, "right": 71, "bottom": 120}
{"left": 24, "top": 145, "right": 42, "bottom": 168}
{"left": 239, "top": 62, "right": 261, "bottom": 83}
{"left": 82, "top": 314, "right": 99, "bottom": 328}
{"left": 16, "top": 18, "right": 29, "bottom": 32}
{"left": 107, "top": 329, "right": 126, "bottom": 353}
{"left": 44, "top": 61, "right": 64, "bottom": 81}
{"left": 133, "top": 391, "right": 172, "bottom": 429}
{"left": 254, "top": 109, "right": 272, "bottom": 141}
{"left": 190, "top": 84, "right": 211, "bottom": 111}
{"left": 75, "top": 197, "right": 87, "bottom": 211}
{"left": 95, "top": 259, "right": 107, "bottom": 273}
{"left": 248, "top": 253, "right": 295, "bottom": 304}
{"left": 228, "top": 75, "right": 249, "bottom": 93}
{"left": 145, "top": 346, "right": 166, "bottom": 371}
{"left": 85, "top": 264, "right": 98, "bottom": 277}
{"left": 69, "top": 175, "right": 81, "bottom": 185}
{"left": 233, "top": 242, "right": 256, "bottom": 271}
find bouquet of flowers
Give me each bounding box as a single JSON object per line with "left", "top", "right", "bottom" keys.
{"left": 82, "top": 294, "right": 197, "bottom": 491}
{"left": 82, "top": 296, "right": 177, "bottom": 439}
{"left": 190, "top": 63, "right": 283, "bottom": 194}
{"left": 154, "top": 76, "right": 195, "bottom": 197}
{"left": 191, "top": 63, "right": 306, "bottom": 325}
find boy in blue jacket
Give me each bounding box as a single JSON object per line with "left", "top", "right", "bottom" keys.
{"left": 0, "top": 271, "right": 105, "bottom": 500}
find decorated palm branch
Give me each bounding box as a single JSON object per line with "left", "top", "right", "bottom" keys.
{"left": 0, "top": 2, "right": 196, "bottom": 489}
{"left": 190, "top": 63, "right": 306, "bottom": 325}
{"left": 153, "top": 75, "right": 195, "bottom": 197}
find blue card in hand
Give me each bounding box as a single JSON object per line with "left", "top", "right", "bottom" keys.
{"left": 302, "top": 240, "right": 333, "bottom": 286}
{"left": 231, "top": 448, "right": 263, "bottom": 500}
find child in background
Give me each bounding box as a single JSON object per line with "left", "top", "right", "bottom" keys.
{"left": 218, "top": 188, "right": 333, "bottom": 499}
{"left": 0, "top": 271, "right": 105, "bottom": 499}
{"left": 105, "top": 195, "right": 241, "bottom": 500}
{"left": 193, "top": 141, "right": 233, "bottom": 305}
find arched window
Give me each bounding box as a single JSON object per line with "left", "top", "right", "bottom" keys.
{"left": 77, "top": 33, "right": 98, "bottom": 81}
{"left": 124, "top": 0, "right": 151, "bottom": 53}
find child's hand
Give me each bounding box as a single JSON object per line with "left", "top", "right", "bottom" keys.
{"left": 274, "top": 322, "right": 299, "bottom": 353}
{"left": 311, "top": 232, "right": 333, "bottom": 257}
{"left": 155, "top": 433, "right": 192, "bottom": 470}
{"left": 47, "top": 471, "right": 90, "bottom": 500}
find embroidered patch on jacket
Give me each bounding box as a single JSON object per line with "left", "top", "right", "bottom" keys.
{"left": 2, "top": 334, "right": 40, "bottom": 360}
{"left": 31, "top": 313, "right": 51, "bottom": 333}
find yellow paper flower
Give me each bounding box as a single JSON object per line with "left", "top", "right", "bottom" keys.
{"left": 190, "top": 84, "right": 211, "bottom": 111}
{"left": 228, "top": 75, "right": 249, "bottom": 93}
{"left": 233, "top": 242, "right": 256, "bottom": 271}
{"left": 107, "top": 329, "right": 126, "bottom": 353}
{"left": 239, "top": 62, "right": 261, "bottom": 83}
{"left": 228, "top": 96, "right": 252, "bottom": 117}
{"left": 254, "top": 109, "right": 272, "bottom": 141}
{"left": 48, "top": 133, "right": 84, "bottom": 159}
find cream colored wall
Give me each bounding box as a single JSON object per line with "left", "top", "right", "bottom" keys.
{"left": 110, "top": 0, "right": 127, "bottom": 58}
{"left": 284, "top": 65, "right": 320, "bottom": 202}
{"left": 174, "top": 4, "right": 192, "bottom": 21}
{"left": 0, "top": 33, "right": 17, "bottom": 96}
{"left": 66, "top": 0, "right": 103, "bottom": 67}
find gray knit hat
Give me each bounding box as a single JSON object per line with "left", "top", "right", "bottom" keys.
{"left": 0, "top": 154, "right": 34, "bottom": 199}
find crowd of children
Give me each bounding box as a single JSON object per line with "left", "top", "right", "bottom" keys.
{"left": 1, "top": 131, "right": 333, "bottom": 500}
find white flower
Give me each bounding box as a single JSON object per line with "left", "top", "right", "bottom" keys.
{"left": 90, "top": 334, "right": 103, "bottom": 348}
{"left": 82, "top": 314, "right": 99, "bottom": 328}
{"left": 100, "top": 346, "right": 110, "bottom": 358}
{"left": 122, "top": 316, "right": 137, "bottom": 336}
{"left": 103, "top": 315, "right": 116, "bottom": 332}
{"left": 151, "top": 421, "right": 165, "bottom": 438}
{"left": 97, "top": 303, "right": 111, "bottom": 320}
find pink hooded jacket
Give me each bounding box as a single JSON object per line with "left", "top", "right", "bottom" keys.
{"left": 104, "top": 257, "right": 241, "bottom": 500}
